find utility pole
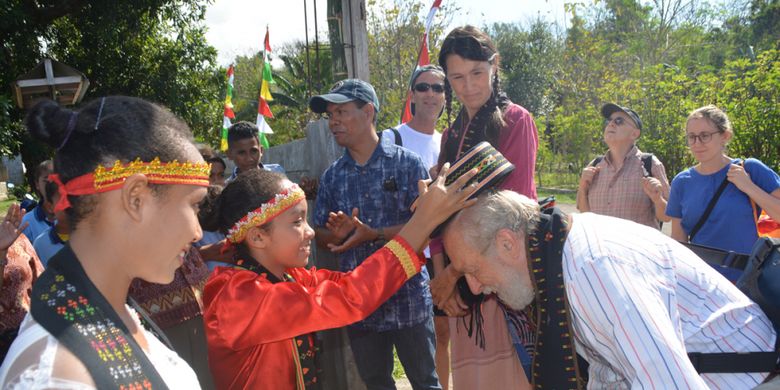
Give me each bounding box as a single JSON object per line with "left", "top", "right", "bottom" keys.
{"left": 328, "top": 0, "right": 370, "bottom": 82}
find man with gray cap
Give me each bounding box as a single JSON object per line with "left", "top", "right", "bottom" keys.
{"left": 311, "top": 79, "right": 441, "bottom": 389}
{"left": 576, "top": 103, "right": 671, "bottom": 228}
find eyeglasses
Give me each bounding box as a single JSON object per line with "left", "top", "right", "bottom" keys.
{"left": 603, "top": 116, "right": 630, "bottom": 127}
{"left": 686, "top": 131, "right": 721, "bottom": 145}
{"left": 413, "top": 83, "right": 445, "bottom": 93}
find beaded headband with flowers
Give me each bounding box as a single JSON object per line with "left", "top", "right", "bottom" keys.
{"left": 48, "top": 157, "right": 210, "bottom": 212}
{"left": 226, "top": 184, "right": 306, "bottom": 244}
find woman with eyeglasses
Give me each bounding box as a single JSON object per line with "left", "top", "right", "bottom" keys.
{"left": 428, "top": 25, "right": 538, "bottom": 390}
{"left": 667, "top": 105, "right": 780, "bottom": 254}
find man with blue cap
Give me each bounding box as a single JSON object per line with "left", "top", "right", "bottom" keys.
{"left": 311, "top": 79, "right": 441, "bottom": 389}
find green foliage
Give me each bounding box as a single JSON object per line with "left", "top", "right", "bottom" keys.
{"left": 488, "top": 20, "right": 564, "bottom": 114}
{"left": 522, "top": 0, "right": 780, "bottom": 187}
{"left": 1, "top": 0, "right": 221, "bottom": 164}
{"left": 366, "top": 0, "right": 456, "bottom": 130}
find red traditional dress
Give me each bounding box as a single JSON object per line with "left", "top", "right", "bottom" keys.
{"left": 203, "top": 236, "right": 423, "bottom": 390}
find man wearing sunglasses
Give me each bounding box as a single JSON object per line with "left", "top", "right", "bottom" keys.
{"left": 576, "top": 103, "right": 672, "bottom": 229}
{"left": 381, "top": 65, "right": 446, "bottom": 171}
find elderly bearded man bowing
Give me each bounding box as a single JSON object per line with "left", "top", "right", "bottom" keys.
{"left": 442, "top": 190, "right": 776, "bottom": 389}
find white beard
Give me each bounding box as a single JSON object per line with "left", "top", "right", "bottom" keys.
{"left": 497, "top": 271, "right": 535, "bottom": 311}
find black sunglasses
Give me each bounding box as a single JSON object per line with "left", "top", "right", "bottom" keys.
{"left": 413, "top": 83, "right": 445, "bottom": 93}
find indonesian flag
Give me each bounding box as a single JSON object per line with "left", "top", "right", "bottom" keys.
{"left": 257, "top": 27, "right": 274, "bottom": 149}
{"left": 400, "top": 0, "right": 441, "bottom": 124}
{"left": 221, "top": 65, "right": 235, "bottom": 151}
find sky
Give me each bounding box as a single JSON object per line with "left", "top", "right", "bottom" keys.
{"left": 205, "top": 0, "right": 569, "bottom": 66}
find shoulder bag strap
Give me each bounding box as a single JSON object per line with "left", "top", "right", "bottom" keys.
{"left": 688, "top": 174, "right": 731, "bottom": 242}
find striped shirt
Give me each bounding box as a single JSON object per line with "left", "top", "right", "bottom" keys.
{"left": 563, "top": 212, "right": 775, "bottom": 389}
{"left": 586, "top": 146, "right": 670, "bottom": 229}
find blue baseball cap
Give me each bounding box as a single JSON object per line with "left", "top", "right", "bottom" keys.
{"left": 309, "top": 79, "right": 380, "bottom": 114}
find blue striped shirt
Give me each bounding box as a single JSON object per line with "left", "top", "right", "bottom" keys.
{"left": 563, "top": 212, "right": 776, "bottom": 389}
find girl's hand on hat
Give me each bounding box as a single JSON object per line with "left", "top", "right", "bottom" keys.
{"left": 412, "top": 163, "right": 478, "bottom": 226}
{"left": 398, "top": 163, "right": 477, "bottom": 254}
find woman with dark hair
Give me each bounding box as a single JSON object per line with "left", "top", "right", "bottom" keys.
{"left": 429, "top": 25, "right": 538, "bottom": 389}
{"left": 0, "top": 97, "right": 209, "bottom": 389}
{"left": 200, "top": 166, "right": 476, "bottom": 389}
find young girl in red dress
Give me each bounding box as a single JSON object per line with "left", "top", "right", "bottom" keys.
{"left": 201, "top": 166, "right": 476, "bottom": 390}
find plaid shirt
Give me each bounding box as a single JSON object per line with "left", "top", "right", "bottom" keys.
{"left": 314, "top": 137, "right": 431, "bottom": 331}
{"left": 587, "top": 145, "right": 670, "bottom": 228}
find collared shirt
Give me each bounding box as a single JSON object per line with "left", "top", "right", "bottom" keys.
{"left": 314, "top": 137, "right": 431, "bottom": 331}
{"left": 20, "top": 205, "right": 54, "bottom": 244}
{"left": 32, "top": 226, "right": 66, "bottom": 267}
{"left": 587, "top": 145, "right": 670, "bottom": 228}
{"left": 226, "top": 162, "right": 285, "bottom": 183}
{"left": 563, "top": 212, "right": 776, "bottom": 388}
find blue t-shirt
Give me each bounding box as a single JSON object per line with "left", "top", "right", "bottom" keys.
{"left": 666, "top": 158, "right": 780, "bottom": 254}
{"left": 33, "top": 226, "right": 66, "bottom": 267}
{"left": 21, "top": 205, "right": 54, "bottom": 244}
{"left": 314, "top": 137, "right": 431, "bottom": 332}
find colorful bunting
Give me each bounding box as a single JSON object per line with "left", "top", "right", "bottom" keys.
{"left": 221, "top": 65, "right": 235, "bottom": 151}
{"left": 257, "top": 26, "right": 274, "bottom": 149}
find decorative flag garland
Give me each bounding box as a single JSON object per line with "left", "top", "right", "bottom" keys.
{"left": 257, "top": 26, "right": 275, "bottom": 149}
{"left": 221, "top": 65, "right": 236, "bottom": 151}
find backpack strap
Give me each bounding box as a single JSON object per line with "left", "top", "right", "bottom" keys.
{"left": 640, "top": 153, "right": 654, "bottom": 178}
{"left": 381, "top": 127, "right": 403, "bottom": 147}
{"left": 391, "top": 127, "right": 403, "bottom": 147}
{"left": 589, "top": 156, "right": 604, "bottom": 167}
{"left": 688, "top": 172, "right": 732, "bottom": 242}
{"left": 688, "top": 351, "right": 779, "bottom": 373}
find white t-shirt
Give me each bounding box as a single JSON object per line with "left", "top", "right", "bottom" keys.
{"left": 382, "top": 124, "right": 442, "bottom": 258}
{"left": 381, "top": 124, "right": 442, "bottom": 170}
{"left": 0, "top": 309, "right": 201, "bottom": 390}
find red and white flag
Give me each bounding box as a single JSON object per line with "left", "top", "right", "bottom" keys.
{"left": 401, "top": 0, "right": 442, "bottom": 124}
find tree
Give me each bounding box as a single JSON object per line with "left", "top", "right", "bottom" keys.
{"left": 366, "top": 0, "right": 455, "bottom": 130}
{"left": 0, "top": 0, "right": 221, "bottom": 176}
{"left": 488, "top": 20, "right": 563, "bottom": 115}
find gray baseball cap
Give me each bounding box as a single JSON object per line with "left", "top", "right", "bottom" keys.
{"left": 309, "top": 79, "right": 380, "bottom": 114}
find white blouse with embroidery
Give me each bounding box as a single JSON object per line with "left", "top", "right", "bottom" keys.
{"left": 0, "top": 308, "right": 201, "bottom": 389}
